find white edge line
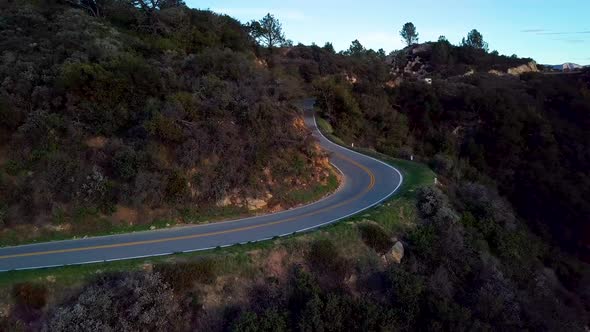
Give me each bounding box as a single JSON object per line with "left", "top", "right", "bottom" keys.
{"left": 0, "top": 105, "right": 403, "bottom": 273}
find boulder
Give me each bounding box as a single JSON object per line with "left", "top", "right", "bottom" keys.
{"left": 385, "top": 241, "right": 405, "bottom": 264}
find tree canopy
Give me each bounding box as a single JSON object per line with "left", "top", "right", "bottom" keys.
{"left": 462, "top": 29, "right": 488, "bottom": 51}
{"left": 345, "top": 39, "right": 366, "bottom": 57}
{"left": 248, "top": 13, "right": 287, "bottom": 50}
{"left": 400, "top": 22, "right": 419, "bottom": 46}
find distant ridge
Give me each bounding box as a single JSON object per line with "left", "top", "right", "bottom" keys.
{"left": 551, "top": 62, "right": 583, "bottom": 71}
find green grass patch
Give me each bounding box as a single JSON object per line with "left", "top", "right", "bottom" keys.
{"left": 316, "top": 117, "right": 334, "bottom": 134}
{"left": 282, "top": 172, "right": 339, "bottom": 205}
{"left": 179, "top": 205, "right": 250, "bottom": 224}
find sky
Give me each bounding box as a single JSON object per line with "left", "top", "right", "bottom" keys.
{"left": 187, "top": 0, "right": 590, "bottom": 65}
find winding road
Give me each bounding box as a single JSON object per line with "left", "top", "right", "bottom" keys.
{"left": 0, "top": 100, "right": 403, "bottom": 272}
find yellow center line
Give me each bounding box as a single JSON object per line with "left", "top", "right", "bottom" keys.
{"left": 0, "top": 152, "right": 376, "bottom": 260}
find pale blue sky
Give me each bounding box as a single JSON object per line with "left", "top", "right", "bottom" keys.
{"left": 187, "top": 0, "right": 590, "bottom": 65}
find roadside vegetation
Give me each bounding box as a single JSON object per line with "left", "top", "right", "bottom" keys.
{"left": 0, "top": 152, "right": 434, "bottom": 330}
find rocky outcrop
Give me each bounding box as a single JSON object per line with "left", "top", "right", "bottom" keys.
{"left": 217, "top": 193, "right": 273, "bottom": 211}
{"left": 246, "top": 197, "right": 270, "bottom": 210}
{"left": 255, "top": 58, "right": 268, "bottom": 68}
{"left": 85, "top": 136, "right": 108, "bottom": 149}
{"left": 403, "top": 56, "right": 428, "bottom": 76}
{"left": 216, "top": 196, "right": 233, "bottom": 207}
{"left": 383, "top": 241, "right": 404, "bottom": 264}
{"left": 488, "top": 69, "right": 506, "bottom": 76}
{"left": 389, "top": 45, "right": 435, "bottom": 79}
{"left": 385, "top": 78, "right": 403, "bottom": 88}
{"left": 463, "top": 69, "right": 475, "bottom": 76}
{"left": 507, "top": 61, "right": 538, "bottom": 76}
{"left": 345, "top": 73, "right": 358, "bottom": 84}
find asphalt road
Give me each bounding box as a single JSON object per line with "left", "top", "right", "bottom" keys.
{"left": 0, "top": 99, "right": 403, "bottom": 272}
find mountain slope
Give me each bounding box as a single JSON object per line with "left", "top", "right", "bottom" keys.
{"left": 0, "top": 2, "right": 331, "bottom": 244}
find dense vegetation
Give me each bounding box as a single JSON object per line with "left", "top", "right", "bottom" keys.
{"left": 219, "top": 186, "right": 588, "bottom": 331}
{"left": 284, "top": 36, "right": 589, "bottom": 330}
{"left": 304, "top": 40, "right": 590, "bottom": 260}
{"left": 0, "top": 1, "right": 330, "bottom": 241}
{"left": 5, "top": 183, "right": 587, "bottom": 330}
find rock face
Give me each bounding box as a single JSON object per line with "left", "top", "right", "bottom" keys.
{"left": 85, "top": 136, "right": 107, "bottom": 149}
{"left": 246, "top": 197, "right": 268, "bottom": 211}
{"left": 463, "top": 69, "right": 475, "bottom": 76}
{"left": 384, "top": 241, "right": 405, "bottom": 264}
{"left": 403, "top": 56, "right": 428, "bottom": 76}
{"left": 216, "top": 196, "right": 233, "bottom": 207}
{"left": 217, "top": 194, "right": 273, "bottom": 211}
{"left": 345, "top": 73, "right": 358, "bottom": 84}
{"left": 507, "top": 61, "right": 538, "bottom": 76}
{"left": 488, "top": 69, "right": 506, "bottom": 76}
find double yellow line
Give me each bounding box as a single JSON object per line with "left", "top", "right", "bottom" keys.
{"left": 0, "top": 153, "right": 376, "bottom": 260}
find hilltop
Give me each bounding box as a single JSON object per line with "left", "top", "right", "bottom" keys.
{"left": 388, "top": 41, "right": 536, "bottom": 79}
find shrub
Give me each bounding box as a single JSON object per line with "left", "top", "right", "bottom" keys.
{"left": 416, "top": 186, "right": 447, "bottom": 219}
{"left": 0, "top": 203, "right": 6, "bottom": 227}
{"left": 407, "top": 223, "right": 437, "bottom": 259}
{"left": 151, "top": 113, "right": 184, "bottom": 142}
{"left": 358, "top": 222, "right": 393, "bottom": 254}
{"left": 165, "top": 170, "right": 189, "bottom": 202}
{"left": 47, "top": 272, "right": 183, "bottom": 331}
{"left": 112, "top": 148, "right": 138, "bottom": 180}
{"left": 78, "top": 166, "right": 109, "bottom": 206}
{"left": 154, "top": 259, "right": 217, "bottom": 293}
{"left": 231, "top": 309, "right": 287, "bottom": 332}
{"left": 430, "top": 153, "right": 454, "bottom": 176}
{"left": 387, "top": 265, "right": 424, "bottom": 325}
{"left": 306, "top": 238, "right": 351, "bottom": 288}
{"left": 457, "top": 183, "right": 516, "bottom": 228}
{"left": 12, "top": 282, "right": 48, "bottom": 310}
{"left": 59, "top": 62, "right": 110, "bottom": 93}
{"left": 0, "top": 96, "right": 22, "bottom": 130}
{"left": 307, "top": 238, "right": 340, "bottom": 272}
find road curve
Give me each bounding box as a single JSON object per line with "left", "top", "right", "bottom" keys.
{"left": 0, "top": 99, "right": 403, "bottom": 272}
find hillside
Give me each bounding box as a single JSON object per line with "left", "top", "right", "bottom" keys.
{"left": 277, "top": 39, "right": 590, "bottom": 329}
{"left": 0, "top": 4, "right": 589, "bottom": 332}
{"left": 281, "top": 41, "right": 590, "bottom": 259}
{"left": 0, "top": 2, "right": 332, "bottom": 244}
